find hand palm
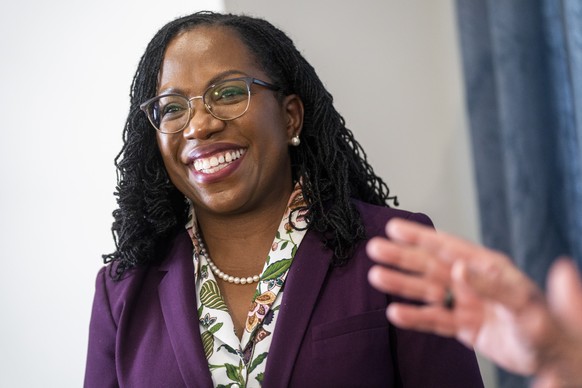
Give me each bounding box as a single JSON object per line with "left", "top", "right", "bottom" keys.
{"left": 454, "top": 276, "right": 547, "bottom": 375}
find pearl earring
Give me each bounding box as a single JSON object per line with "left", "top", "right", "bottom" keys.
{"left": 291, "top": 136, "right": 301, "bottom": 146}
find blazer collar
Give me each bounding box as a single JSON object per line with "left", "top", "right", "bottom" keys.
{"left": 263, "top": 229, "right": 333, "bottom": 387}
{"left": 158, "top": 231, "right": 214, "bottom": 388}
{"left": 156, "top": 229, "right": 332, "bottom": 387}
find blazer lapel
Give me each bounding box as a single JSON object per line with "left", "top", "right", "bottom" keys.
{"left": 263, "top": 229, "right": 332, "bottom": 387}
{"left": 157, "top": 232, "right": 214, "bottom": 388}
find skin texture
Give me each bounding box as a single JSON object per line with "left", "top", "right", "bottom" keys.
{"left": 155, "top": 26, "right": 304, "bottom": 337}
{"left": 366, "top": 219, "right": 582, "bottom": 388}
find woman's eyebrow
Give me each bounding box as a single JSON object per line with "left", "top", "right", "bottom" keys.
{"left": 205, "top": 69, "right": 248, "bottom": 86}
{"left": 157, "top": 69, "right": 249, "bottom": 96}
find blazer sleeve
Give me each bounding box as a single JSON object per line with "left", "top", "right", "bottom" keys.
{"left": 84, "top": 267, "right": 119, "bottom": 388}
{"left": 407, "top": 211, "right": 434, "bottom": 228}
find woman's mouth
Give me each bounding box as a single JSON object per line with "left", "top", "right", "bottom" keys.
{"left": 193, "top": 148, "right": 246, "bottom": 174}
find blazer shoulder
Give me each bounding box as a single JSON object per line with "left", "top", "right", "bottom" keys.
{"left": 93, "top": 230, "right": 192, "bottom": 319}
{"left": 352, "top": 199, "right": 434, "bottom": 238}
{"left": 91, "top": 262, "right": 150, "bottom": 325}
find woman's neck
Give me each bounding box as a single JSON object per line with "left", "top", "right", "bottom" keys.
{"left": 194, "top": 192, "right": 291, "bottom": 275}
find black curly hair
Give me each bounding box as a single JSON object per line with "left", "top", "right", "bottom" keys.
{"left": 103, "top": 11, "right": 398, "bottom": 279}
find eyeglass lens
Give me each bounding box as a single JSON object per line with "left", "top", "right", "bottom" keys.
{"left": 149, "top": 79, "right": 251, "bottom": 133}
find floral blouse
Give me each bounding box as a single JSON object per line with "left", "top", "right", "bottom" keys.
{"left": 186, "top": 185, "right": 308, "bottom": 387}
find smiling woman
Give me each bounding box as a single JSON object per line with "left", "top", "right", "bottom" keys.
{"left": 84, "top": 11, "right": 484, "bottom": 387}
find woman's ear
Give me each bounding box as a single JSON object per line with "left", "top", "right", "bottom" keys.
{"left": 282, "top": 94, "right": 304, "bottom": 141}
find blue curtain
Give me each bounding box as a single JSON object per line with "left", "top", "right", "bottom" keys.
{"left": 455, "top": 1, "right": 582, "bottom": 387}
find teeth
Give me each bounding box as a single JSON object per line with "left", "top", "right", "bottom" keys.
{"left": 193, "top": 149, "right": 245, "bottom": 173}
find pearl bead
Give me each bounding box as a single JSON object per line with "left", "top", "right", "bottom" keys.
{"left": 195, "top": 232, "right": 261, "bottom": 285}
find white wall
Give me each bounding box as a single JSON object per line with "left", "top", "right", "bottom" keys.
{"left": 0, "top": 1, "right": 223, "bottom": 387}
{"left": 0, "top": 1, "right": 495, "bottom": 387}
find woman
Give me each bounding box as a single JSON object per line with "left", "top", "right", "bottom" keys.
{"left": 85, "top": 11, "right": 483, "bottom": 387}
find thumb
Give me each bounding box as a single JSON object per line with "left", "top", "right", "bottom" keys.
{"left": 546, "top": 258, "right": 582, "bottom": 335}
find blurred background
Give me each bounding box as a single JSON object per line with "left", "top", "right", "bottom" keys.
{"left": 7, "top": 0, "right": 579, "bottom": 386}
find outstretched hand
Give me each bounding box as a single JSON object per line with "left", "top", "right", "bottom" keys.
{"left": 366, "top": 219, "right": 582, "bottom": 386}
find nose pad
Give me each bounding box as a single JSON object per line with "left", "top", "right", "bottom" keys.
{"left": 182, "top": 98, "right": 224, "bottom": 140}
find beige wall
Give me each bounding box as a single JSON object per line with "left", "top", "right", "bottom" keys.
{"left": 225, "top": 0, "right": 480, "bottom": 239}
{"left": 224, "top": 0, "right": 495, "bottom": 386}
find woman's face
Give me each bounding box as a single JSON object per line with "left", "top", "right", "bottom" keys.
{"left": 155, "top": 26, "right": 303, "bottom": 218}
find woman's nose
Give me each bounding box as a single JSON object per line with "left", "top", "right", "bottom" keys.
{"left": 182, "top": 98, "right": 225, "bottom": 140}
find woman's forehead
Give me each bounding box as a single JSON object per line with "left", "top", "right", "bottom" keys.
{"left": 157, "top": 26, "right": 265, "bottom": 93}
{"left": 167, "top": 26, "right": 255, "bottom": 63}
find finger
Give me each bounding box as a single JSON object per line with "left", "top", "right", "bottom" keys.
{"left": 386, "top": 218, "right": 500, "bottom": 265}
{"left": 531, "top": 371, "right": 566, "bottom": 388}
{"left": 366, "top": 237, "right": 411, "bottom": 267}
{"left": 451, "top": 261, "right": 481, "bottom": 308}
{"left": 367, "top": 237, "right": 451, "bottom": 282}
{"left": 368, "top": 265, "right": 447, "bottom": 304}
{"left": 387, "top": 303, "right": 456, "bottom": 337}
{"left": 547, "top": 258, "right": 582, "bottom": 334}
{"left": 450, "top": 261, "right": 490, "bottom": 346}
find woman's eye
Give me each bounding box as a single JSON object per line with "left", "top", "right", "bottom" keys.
{"left": 161, "top": 103, "right": 186, "bottom": 117}
{"left": 211, "top": 86, "right": 246, "bottom": 103}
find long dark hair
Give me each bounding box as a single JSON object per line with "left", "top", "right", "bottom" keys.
{"left": 104, "top": 11, "right": 398, "bottom": 279}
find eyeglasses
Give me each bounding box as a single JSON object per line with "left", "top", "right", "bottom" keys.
{"left": 139, "top": 77, "right": 280, "bottom": 134}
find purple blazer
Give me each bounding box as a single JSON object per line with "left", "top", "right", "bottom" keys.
{"left": 85, "top": 201, "right": 483, "bottom": 387}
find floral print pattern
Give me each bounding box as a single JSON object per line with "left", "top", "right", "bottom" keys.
{"left": 186, "top": 184, "right": 308, "bottom": 387}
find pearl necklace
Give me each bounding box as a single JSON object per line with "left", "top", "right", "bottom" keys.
{"left": 195, "top": 232, "right": 261, "bottom": 285}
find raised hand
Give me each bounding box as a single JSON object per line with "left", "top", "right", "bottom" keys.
{"left": 367, "top": 218, "right": 582, "bottom": 386}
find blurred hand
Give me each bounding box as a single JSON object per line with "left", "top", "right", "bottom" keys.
{"left": 366, "top": 219, "right": 582, "bottom": 386}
